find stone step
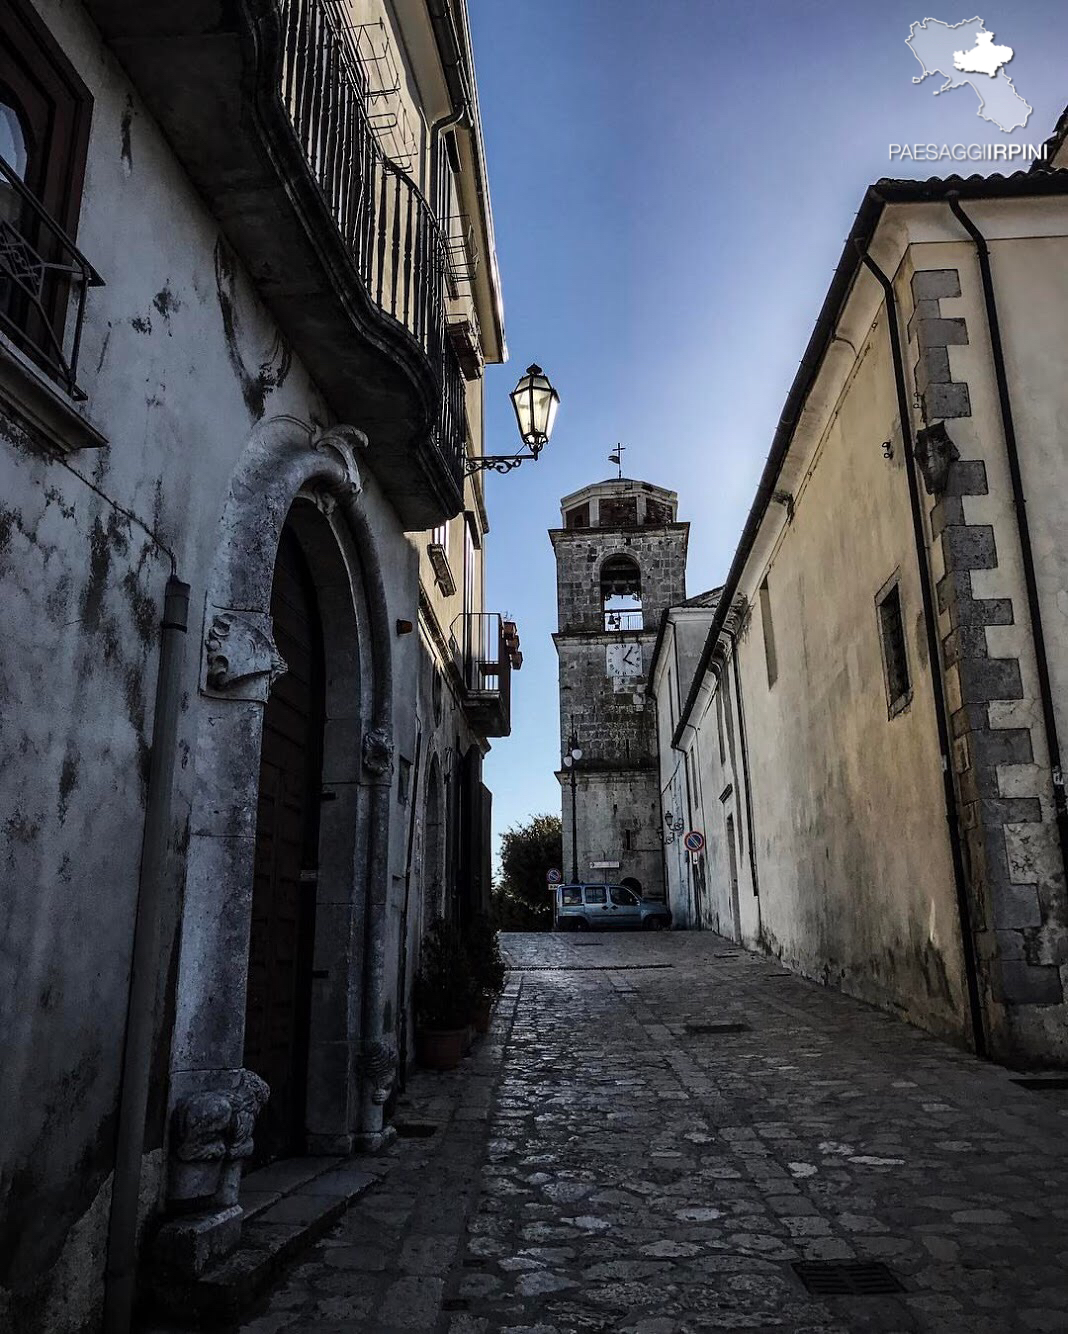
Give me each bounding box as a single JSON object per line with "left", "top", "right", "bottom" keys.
{"left": 144, "top": 1159, "right": 379, "bottom": 1323}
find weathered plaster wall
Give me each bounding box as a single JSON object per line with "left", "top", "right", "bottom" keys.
{"left": 698, "top": 306, "right": 970, "bottom": 1040}
{"left": 0, "top": 0, "right": 489, "bottom": 1326}
{"left": 651, "top": 608, "right": 720, "bottom": 928}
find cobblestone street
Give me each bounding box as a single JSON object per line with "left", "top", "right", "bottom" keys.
{"left": 219, "top": 932, "right": 1068, "bottom": 1334}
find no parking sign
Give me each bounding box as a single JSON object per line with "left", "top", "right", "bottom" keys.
{"left": 683, "top": 830, "right": 705, "bottom": 853}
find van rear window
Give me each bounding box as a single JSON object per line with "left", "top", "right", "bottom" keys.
{"left": 584, "top": 886, "right": 607, "bottom": 905}
{"left": 561, "top": 886, "right": 582, "bottom": 906}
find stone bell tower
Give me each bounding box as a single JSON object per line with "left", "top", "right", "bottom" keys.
{"left": 550, "top": 477, "right": 688, "bottom": 898}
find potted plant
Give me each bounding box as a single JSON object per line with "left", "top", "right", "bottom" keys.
{"left": 466, "top": 912, "right": 506, "bottom": 1034}
{"left": 414, "top": 919, "right": 476, "bottom": 1070}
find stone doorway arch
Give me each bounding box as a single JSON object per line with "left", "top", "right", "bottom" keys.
{"left": 166, "top": 417, "right": 397, "bottom": 1230}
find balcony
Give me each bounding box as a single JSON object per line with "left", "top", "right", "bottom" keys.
{"left": 450, "top": 613, "right": 520, "bottom": 738}
{"left": 83, "top": 0, "right": 469, "bottom": 528}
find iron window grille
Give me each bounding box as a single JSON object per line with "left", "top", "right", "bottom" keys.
{"left": 0, "top": 153, "right": 101, "bottom": 399}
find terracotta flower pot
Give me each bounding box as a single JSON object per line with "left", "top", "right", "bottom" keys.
{"left": 415, "top": 1026, "right": 467, "bottom": 1071}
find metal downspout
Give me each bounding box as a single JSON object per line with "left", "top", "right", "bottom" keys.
{"left": 946, "top": 193, "right": 1068, "bottom": 888}
{"left": 104, "top": 575, "right": 190, "bottom": 1334}
{"left": 342, "top": 496, "right": 396, "bottom": 1145}
{"left": 859, "top": 247, "right": 988, "bottom": 1058}
{"left": 725, "top": 629, "right": 761, "bottom": 903}
{"left": 396, "top": 727, "right": 424, "bottom": 1090}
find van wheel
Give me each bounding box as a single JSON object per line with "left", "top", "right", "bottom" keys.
{"left": 574, "top": 917, "right": 589, "bottom": 932}
{"left": 644, "top": 916, "right": 665, "bottom": 931}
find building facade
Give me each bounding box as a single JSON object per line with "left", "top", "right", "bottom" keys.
{"left": 0, "top": 0, "right": 518, "bottom": 1328}
{"left": 551, "top": 479, "right": 687, "bottom": 898}
{"left": 652, "top": 137, "right": 1068, "bottom": 1066}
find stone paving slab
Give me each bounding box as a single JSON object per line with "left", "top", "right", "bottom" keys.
{"left": 149, "top": 933, "right": 1068, "bottom": 1333}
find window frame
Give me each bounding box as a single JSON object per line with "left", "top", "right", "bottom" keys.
{"left": 875, "top": 572, "right": 913, "bottom": 719}
{"left": 758, "top": 577, "right": 778, "bottom": 688}
{"left": 1, "top": 0, "right": 93, "bottom": 235}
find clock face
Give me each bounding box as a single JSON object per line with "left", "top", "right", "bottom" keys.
{"left": 606, "top": 642, "right": 643, "bottom": 679}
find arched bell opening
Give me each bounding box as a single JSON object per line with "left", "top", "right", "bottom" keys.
{"left": 601, "top": 555, "right": 643, "bottom": 632}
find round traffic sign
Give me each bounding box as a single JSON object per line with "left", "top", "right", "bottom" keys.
{"left": 546, "top": 867, "right": 563, "bottom": 884}
{"left": 683, "top": 830, "right": 705, "bottom": 853}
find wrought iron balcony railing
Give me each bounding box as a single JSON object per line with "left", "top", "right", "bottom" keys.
{"left": 450, "top": 612, "right": 516, "bottom": 738}
{"left": 605, "top": 609, "right": 644, "bottom": 632}
{"left": 279, "top": 0, "right": 466, "bottom": 478}
{"left": 0, "top": 157, "right": 103, "bottom": 400}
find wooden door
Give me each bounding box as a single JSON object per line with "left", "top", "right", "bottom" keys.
{"left": 243, "top": 527, "right": 324, "bottom": 1165}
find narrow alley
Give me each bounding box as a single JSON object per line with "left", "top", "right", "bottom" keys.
{"left": 209, "top": 933, "right": 1068, "bottom": 1334}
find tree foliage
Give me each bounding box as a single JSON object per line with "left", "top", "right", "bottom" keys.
{"left": 492, "top": 813, "right": 561, "bottom": 931}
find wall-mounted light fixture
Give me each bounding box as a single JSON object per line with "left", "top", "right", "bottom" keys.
{"left": 465, "top": 364, "right": 560, "bottom": 476}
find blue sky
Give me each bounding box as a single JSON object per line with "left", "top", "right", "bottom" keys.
{"left": 470, "top": 1, "right": 1067, "bottom": 859}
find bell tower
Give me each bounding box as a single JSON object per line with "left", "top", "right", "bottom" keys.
{"left": 550, "top": 477, "right": 688, "bottom": 898}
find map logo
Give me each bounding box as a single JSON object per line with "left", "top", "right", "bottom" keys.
{"left": 907, "top": 17, "right": 1032, "bottom": 133}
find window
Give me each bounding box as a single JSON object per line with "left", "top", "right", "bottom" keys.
{"left": 601, "top": 555, "right": 643, "bottom": 632}
{"left": 877, "top": 578, "right": 911, "bottom": 716}
{"left": 645, "top": 498, "right": 673, "bottom": 525}
{"left": 0, "top": 0, "right": 94, "bottom": 394}
{"left": 610, "top": 886, "right": 638, "bottom": 906}
{"left": 561, "top": 886, "right": 582, "bottom": 906}
{"left": 600, "top": 496, "right": 638, "bottom": 528}
{"left": 565, "top": 503, "right": 589, "bottom": 529}
{"left": 716, "top": 688, "right": 725, "bottom": 762}
{"left": 622, "top": 828, "right": 634, "bottom": 852}
{"left": 584, "top": 886, "right": 607, "bottom": 905}
{"left": 759, "top": 578, "right": 778, "bottom": 687}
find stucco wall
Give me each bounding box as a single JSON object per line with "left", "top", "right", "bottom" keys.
{"left": 0, "top": 1, "right": 494, "bottom": 1327}
{"left": 696, "top": 306, "right": 970, "bottom": 1039}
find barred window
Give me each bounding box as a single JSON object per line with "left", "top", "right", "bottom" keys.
{"left": 877, "top": 579, "right": 911, "bottom": 715}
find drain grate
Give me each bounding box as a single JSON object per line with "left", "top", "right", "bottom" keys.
{"left": 792, "top": 1260, "right": 904, "bottom": 1296}
{"left": 393, "top": 1122, "right": 439, "bottom": 1138}
{"left": 514, "top": 963, "right": 674, "bottom": 972}
{"left": 685, "top": 1020, "right": 751, "bottom": 1034}
{"left": 1012, "top": 1076, "right": 1068, "bottom": 1090}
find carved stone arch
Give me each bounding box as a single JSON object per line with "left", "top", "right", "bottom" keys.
{"left": 169, "top": 415, "right": 397, "bottom": 1218}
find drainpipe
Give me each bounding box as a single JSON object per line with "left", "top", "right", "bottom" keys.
{"left": 396, "top": 728, "right": 424, "bottom": 1090}
{"left": 859, "top": 246, "right": 988, "bottom": 1059}
{"left": 104, "top": 575, "right": 189, "bottom": 1334}
{"left": 946, "top": 193, "right": 1068, "bottom": 887}
{"left": 427, "top": 0, "right": 470, "bottom": 223}
{"left": 429, "top": 105, "right": 467, "bottom": 226}
{"left": 342, "top": 497, "right": 396, "bottom": 1144}
{"left": 724, "top": 628, "right": 761, "bottom": 901}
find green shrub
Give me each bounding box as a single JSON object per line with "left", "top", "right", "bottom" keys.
{"left": 465, "top": 912, "right": 506, "bottom": 998}
{"left": 414, "top": 919, "right": 476, "bottom": 1030}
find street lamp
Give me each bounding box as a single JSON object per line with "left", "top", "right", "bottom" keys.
{"left": 465, "top": 363, "right": 560, "bottom": 475}
{"left": 562, "top": 733, "right": 582, "bottom": 883}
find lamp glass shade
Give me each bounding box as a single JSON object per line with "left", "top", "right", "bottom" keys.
{"left": 510, "top": 363, "right": 559, "bottom": 451}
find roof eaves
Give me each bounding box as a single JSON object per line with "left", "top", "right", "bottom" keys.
{"left": 671, "top": 167, "right": 1068, "bottom": 750}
